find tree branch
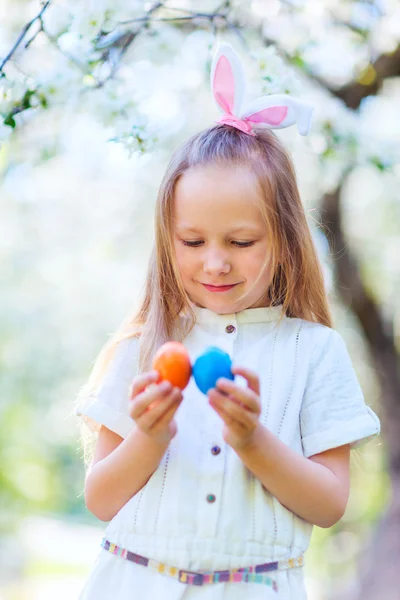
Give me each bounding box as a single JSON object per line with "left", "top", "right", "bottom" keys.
{"left": 96, "top": 3, "right": 236, "bottom": 87}
{"left": 0, "top": 0, "right": 51, "bottom": 76}
{"left": 334, "top": 45, "right": 400, "bottom": 108}
{"left": 262, "top": 30, "right": 400, "bottom": 110}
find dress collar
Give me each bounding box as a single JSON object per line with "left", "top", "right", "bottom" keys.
{"left": 189, "top": 303, "right": 285, "bottom": 325}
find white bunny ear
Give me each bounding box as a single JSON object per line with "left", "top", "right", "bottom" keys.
{"left": 240, "top": 94, "right": 314, "bottom": 136}
{"left": 210, "top": 43, "right": 246, "bottom": 117}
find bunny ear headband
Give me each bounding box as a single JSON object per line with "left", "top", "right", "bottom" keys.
{"left": 210, "top": 43, "right": 314, "bottom": 137}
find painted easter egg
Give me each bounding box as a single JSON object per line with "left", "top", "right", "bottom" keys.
{"left": 152, "top": 341, "right": 192, "bottom": 390}
{"left": 193, "top": 347, "right": 234, "bottom": 395}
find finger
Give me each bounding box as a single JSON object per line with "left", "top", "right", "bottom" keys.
{"left": 230, "top": 366, "right": 260, "bottom": 395}
{"left": 143, "top": 381, "right": 174, "bottom": 413}
{"left": 208, "top": 394, "right": 244, "bottom": 433}
{"left": 151, "top": 390, "right": 182, "bottom": 429}
{"left": 208, "top": 388, "right": 251, "bottom": 428}
{"left": 215, "top": 378, "right": 260, "bottom": 414}
{"left": 130, "top": 380, "right": 172, "bottom": 420}
{"left": 141, "top": 388, "right": 182, "bottom": 429}
{"left": 147, "top": 388, "right": 181, "bottom": 428}
{"left": 130, "top": 371, "right": 161, "bottom": 398}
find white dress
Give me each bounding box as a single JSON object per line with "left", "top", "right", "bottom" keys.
{"left": 76, "top": 304, "right": 380, "bottom": 599}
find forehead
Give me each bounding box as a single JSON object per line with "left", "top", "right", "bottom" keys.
{"left": 173, "top": 164, "right": 266, "bottom": 231}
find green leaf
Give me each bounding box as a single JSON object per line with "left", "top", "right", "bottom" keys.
{"left": 322, "top": 146, "right": 336, "bottom": 158}
{"left": 370, "top": 157, "right": 387, "bottom": 172}
{"left": 21, "top": 89, "right": 36, "bottom": 110}
{"left": 38, "top": 93, "right": 48, "bottom": 108}
{"left": 4, "top": 114, "right": 16, "bottom": 128}
{"left": 291, "top": 55, "right": 305, "bottom": 69}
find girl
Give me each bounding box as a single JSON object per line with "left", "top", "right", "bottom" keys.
{"left": 75, "top": 44, "right": 380, "bottom": 599}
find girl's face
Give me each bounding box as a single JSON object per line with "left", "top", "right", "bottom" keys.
{"left": 173, "top": 164, "right": 273, "bottom": 314}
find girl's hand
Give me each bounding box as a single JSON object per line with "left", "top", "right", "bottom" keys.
{"left": 129, "top": 372, "right": 183, "bottom": 445}
{"left": 208, "top": 366, "right": 262, "bottom": 451}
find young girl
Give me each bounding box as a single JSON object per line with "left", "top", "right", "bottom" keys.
{"left": 75, "top": 44, "right": 380, "bottom": 599}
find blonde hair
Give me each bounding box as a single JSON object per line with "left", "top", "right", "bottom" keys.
{"left": 75, "top": 124, "right": 333, "bottom": 467}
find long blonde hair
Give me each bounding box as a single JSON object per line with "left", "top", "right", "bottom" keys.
{"left": 75, "top": 124, "right": 333, "bottom": 466}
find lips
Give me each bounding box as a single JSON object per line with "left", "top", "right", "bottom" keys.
{"left": 201, "top": 283, "right": 238, "bottom": 292}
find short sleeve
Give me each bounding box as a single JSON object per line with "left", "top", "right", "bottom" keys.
{"left": 75, "top": 337, "right": 140, "bottom": 439}
{"left": 300, "top": 328, "right": 381, "bottom": 458}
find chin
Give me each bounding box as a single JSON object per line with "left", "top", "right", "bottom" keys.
{"left": 198, "top": 297, "right": 242, "bottom": 314}
{"left": 211, "top": 305, "right": 236, "bottom": 315}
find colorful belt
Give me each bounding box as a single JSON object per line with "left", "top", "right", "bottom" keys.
{"left": 101, "top": 538, "right": 304, "bottom": 592}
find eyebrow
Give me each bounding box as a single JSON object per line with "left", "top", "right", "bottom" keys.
{"left": 176, "top": 225, "right": 261, "bottom": 234}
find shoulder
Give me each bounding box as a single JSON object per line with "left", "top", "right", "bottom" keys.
{"left": 119, "top": 334, "right": 141, "bottom": 355}
{"left": 106, "top": 335, "right": 141, "bottom": 373}
{"left": 116, "top": 334, "right": 141, "bottom": 354}
{"left": 281, "top": 317, "right": 348, "bottom": 363}
{"left": 281, "top": 316, "right": 336, "bottom": 346}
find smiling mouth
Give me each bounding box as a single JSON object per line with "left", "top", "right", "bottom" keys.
{"left": 201, "top": 283, "right": 239, "bottom": 292}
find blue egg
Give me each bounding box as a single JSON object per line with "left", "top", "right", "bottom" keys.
{"left": 193, "top": 346, "right": 234, "bottom": 395}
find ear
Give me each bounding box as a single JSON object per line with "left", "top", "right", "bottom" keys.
{"left": 241, "top": 94, "right": 314, "bottom": 136}
{"left": 210, "top": 43, "right": 246, "bottom": 117}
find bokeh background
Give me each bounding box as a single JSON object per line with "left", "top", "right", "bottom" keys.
{"left": 1, "top": 1, "right": 399, "bottom": 599}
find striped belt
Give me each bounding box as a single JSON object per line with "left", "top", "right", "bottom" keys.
{"left": 101, "top": 538, "right": 304, "bottom": 592}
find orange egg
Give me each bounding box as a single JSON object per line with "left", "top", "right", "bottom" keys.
{"left": 152, "top": 341, "right": 192, "bottom": 390}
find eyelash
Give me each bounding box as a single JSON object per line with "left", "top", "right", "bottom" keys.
{"left": 182, "top": 240, "right": 255, "bottom": 248}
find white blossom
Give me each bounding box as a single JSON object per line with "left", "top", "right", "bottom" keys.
{"left": 109, "top": 115, "right": 158, "bottom": 157}
{"left": 179, "top": 30, "right": 215, "bottom": 68}
{"left": 68, "top": 3, "right": 108, "bottom": 39}
{"left": 41, "top": 3, "right": 74, "bottom": 38}
{"left": 68, "top": 0, "right": 145, "bottom": 39}
{"left": 0, "top": 120, "right": 13, "bottom": 143}
{"left": 0, "top": 78, "right": 29, "bottom": 115}
{"left": 35, "top": 59, "right": 88, "bottom": 106}
{"left": 57, "top": 31, "right": 96, "bottom": 59}
{"left": 132, "top": 25, "right": 186, "bottom": 64}
{"left": 252, "top": 45, "right": 302, "bottom": 96}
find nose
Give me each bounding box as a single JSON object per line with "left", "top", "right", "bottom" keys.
{"left": 202, "top": 247, "right": 231, "bottom": 276}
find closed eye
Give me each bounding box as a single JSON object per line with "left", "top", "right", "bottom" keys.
{"left": 181, "top": 241, "right": 255, "bottom": 248}
{"left": 233, "top": 241, "right": 255, "bottom": 247}
{"left": 181, "top": 240, "right": 203, "bottom": 247}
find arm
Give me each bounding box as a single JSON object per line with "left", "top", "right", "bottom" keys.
{"left": 85, "top": 425, "right": 170, "bottom": 522}
{"left": 234, "top": 424, "right": 350, "bottom": 528}
{"left": 84, "top": 372, "right": 183, "bottom": 522}
{"left": 209, "top": 366, "right": 350, "bottom": 529}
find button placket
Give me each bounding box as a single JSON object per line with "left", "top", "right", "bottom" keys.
{"left": 198, "top": 322, "right": 234, "bottom": 533}
{"left": 199, "top": 433, "right": 224, "bottom": 535}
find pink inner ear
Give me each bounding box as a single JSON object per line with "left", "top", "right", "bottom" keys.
{"left": 247, "top": 106, "right": 288, "bottom": 125}
{"left": 213, "top": 55, "right": 235, "bottom": 114}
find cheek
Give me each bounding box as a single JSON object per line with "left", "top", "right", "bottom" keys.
{"left": 173, "top": 242, "right": 185, "bottom": 276}
{"left": 174, "top": 246, "right": 197, "bottom": 278}
{"left": 245, "top": 247, "right": 271, "bottom": 281}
